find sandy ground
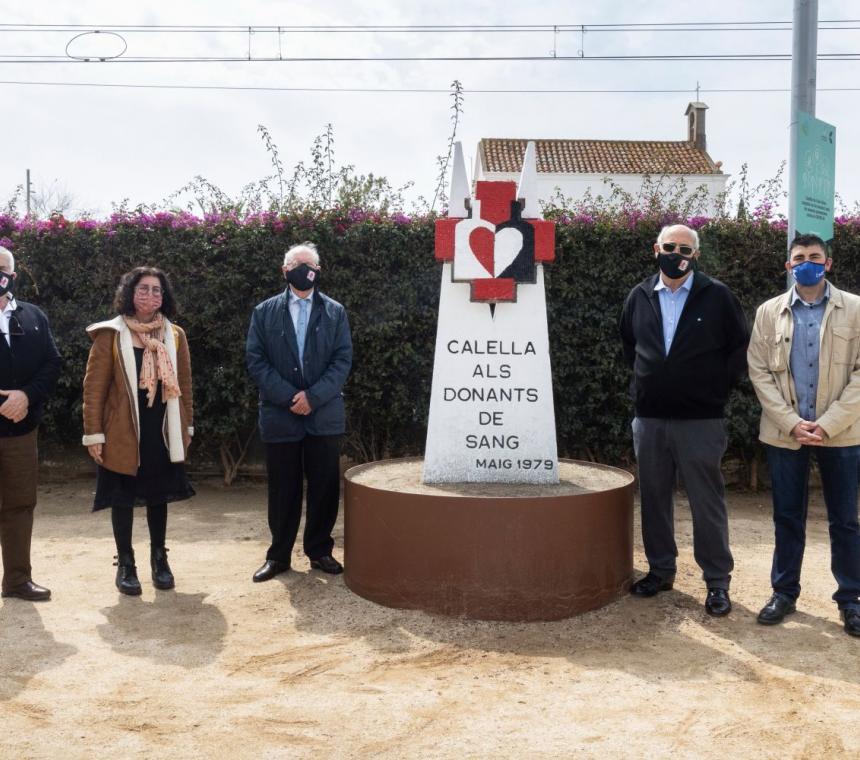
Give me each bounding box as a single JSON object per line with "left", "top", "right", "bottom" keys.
{"left": 2, "top": 476, "right": 860, "bottom": 759}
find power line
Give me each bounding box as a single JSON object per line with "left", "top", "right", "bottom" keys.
{"left": 1, "top": 21, "right": 857, "bottom": 65}
{"left": 1, "top": 79, "right": 859, "bottom": 94}
{"left": 0, "top": 20, "right": 857, "bottom": 32}
{"left": 1, "top": 53, "right": 859, "bottom": 63}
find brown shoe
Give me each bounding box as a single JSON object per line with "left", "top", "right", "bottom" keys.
{"left": 1, "top": 581, "right": 51, "bottom": 602}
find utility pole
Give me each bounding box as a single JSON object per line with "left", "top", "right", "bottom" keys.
{"left": 25, "top": 169, "right": 32, "bottom": 217}
{"left": 787, "top": 0, "right": 818, "bottom": 263}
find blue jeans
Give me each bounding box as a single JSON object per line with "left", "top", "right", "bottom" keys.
{"left": 766, "top": 444, "right": 860, "bottom": 609}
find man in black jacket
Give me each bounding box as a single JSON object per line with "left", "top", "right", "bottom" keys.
{"left": 619, "top": 225, "right": 748, "bottom": 615}
{"left": 0, "top": 246, "right": 61, "bottom": 602}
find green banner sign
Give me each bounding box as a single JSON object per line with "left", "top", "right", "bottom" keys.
{"left": 792, "top": 112, "right": 836, "bottom": 242}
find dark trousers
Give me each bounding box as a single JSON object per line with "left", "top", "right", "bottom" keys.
{"left": 0, "top": 428, "right": 38, "bottom": 591}
{"left": 632, "top": 417, "right": 734, "bottom": 589}
{"left": 110, "top": 504, "right": 168, "bottom": 555}
{"left": 766, "top": 444, "right": 860, "bottom": 609}
{"left": 265, "top": 434, "right": 341, "bottom": 563}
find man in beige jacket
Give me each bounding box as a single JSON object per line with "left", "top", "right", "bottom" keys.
{"left": 748, "top": 234, "right": 860, "bottom": 637}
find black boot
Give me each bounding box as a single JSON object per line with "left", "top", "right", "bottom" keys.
{"left": 151, "top": 546, "right": 175, "bottom": 590}
{"left": 114, "top": 551, "right": 142, "bottom": 596}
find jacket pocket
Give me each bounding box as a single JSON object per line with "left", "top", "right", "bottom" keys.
{"left": 258, "top": 400, "right": 301, "bottom": 442}
{"left": 310, "top": 393, "right": 345, "bottom": 434}
{"left": 768, "top": 332, "right": 787, "bottom": 372}
{"left": 832, "top": 326, "right": 860, "bottom": 364}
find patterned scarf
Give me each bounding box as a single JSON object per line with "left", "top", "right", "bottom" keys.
{"left": 123, "top": 313, "right": 181, "bottom": 407}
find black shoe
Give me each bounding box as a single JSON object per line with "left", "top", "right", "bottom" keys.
{"left": 705, "top": 588, "right": 732, "bottom": 617}
{"left": 114, "top": 552, "right": 142, "bottom": 596}
{"left": 840, "top": 608, "right": 860, "bottom": 637}
{"left": 151, "top": 546, "right": 175, "bottom": 590}
{"left": 310, "top": 555, "right": 343, "bottom": 575}
{"left": 1, "top": 580, "right": 51, "bottom": 602}
{"left": 252, "top": 559, "right": 290, "bottom": 583}
{"left": 630, "top": 572, "right": 674, "bottom": 597}
{"left": 757, "top": 593, "right": 796, "bottom": 625}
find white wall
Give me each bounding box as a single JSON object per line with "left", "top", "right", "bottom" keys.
{"left": 476, "top": 170, "right": 729, "bottom": 217}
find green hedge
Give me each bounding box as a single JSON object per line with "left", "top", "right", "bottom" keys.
{"left": 3, "top": 211, "right": 859, "bottom": 478}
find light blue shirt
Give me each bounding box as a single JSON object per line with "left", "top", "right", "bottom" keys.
{"left": 287, "top": 287, "right": 314, "bottom": 336}
{"left": 789, "top": 282, "right": 830, "bottom": 421}
{"left": 654, "top": 273, "right": 694, "bottom": 355}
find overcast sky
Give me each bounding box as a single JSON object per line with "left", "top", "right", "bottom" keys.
{"left": 1, "top": 0, "right": 858, "bottom": 217}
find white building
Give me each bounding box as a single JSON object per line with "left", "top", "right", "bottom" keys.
{"left": 473, "top": 102, "right": 728, "bottom": 215}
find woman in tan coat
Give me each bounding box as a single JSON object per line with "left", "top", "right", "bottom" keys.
{"left": 82, "top": 267, "right": 194, "bottom": 595}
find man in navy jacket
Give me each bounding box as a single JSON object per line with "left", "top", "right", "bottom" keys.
{"left": 247, "top": 242, "right": 352, "bottom": 581}
{"left": 0, "top": 246, "right": 61, "bottom": 602}
{"left": 619, "top": 224, "right": 748, "bottom": 616}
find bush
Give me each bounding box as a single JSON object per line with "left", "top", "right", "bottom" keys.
{"left": 3, "top": 210, "right": 859, "bottom": 481}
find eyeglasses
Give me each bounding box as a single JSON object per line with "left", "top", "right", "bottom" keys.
{"left": 134, "top": 285, "right": 163, "bottom": 297}
{"left": 661, "top": 242, "right": 695, "bottom": 256}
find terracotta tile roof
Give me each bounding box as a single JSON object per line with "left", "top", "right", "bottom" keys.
{"left": 479, "top": 138, "right": 721, "bottom": 175}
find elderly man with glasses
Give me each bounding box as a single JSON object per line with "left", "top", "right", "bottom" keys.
{"left": 0, "top": 246, "right": 61, "bottom": 602}
{"left": 619, "top": 224, "right": 749, "bottom": 616}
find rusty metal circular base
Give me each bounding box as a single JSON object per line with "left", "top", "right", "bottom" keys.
{"left": 343, "top": 457, "right": 634, "bottom": 621}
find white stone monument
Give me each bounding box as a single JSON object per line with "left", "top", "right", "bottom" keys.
{"left": 423, "top": 141, "right": 559, "bottom": 484}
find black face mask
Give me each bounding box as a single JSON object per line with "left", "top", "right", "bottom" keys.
{"left": 0, "top": 271, "right": 15, "bottom": 298}
{"left": 657, "top": 253, "right": 695, "bottom": 280}
{"left": 285, "top": 263, "right": 319, "bottom": 291}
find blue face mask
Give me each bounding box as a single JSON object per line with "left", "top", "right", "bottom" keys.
{"left": 792, "top": 260, "right": 826, "bottom": 287}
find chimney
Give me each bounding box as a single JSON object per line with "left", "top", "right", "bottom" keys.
{"left": 685, "top": 102, "right": 708, "bottom": 151}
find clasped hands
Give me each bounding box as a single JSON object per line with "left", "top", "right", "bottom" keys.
{"left": 291, "top": 390, "right": 312, "bottom": 416}
{"left": 791, "top": 420, "right": 827, "bottom": 446}
{"left": 0, "top": 389, "right": 28, "bottom": 423}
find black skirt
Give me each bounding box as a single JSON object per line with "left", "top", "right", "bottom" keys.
{"left": 92, "top": 347, "right": 195, "bottom": 511}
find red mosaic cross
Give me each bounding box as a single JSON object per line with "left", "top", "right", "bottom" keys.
{"left": 434, "top": 181, "right": 555, "bottom": 303}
